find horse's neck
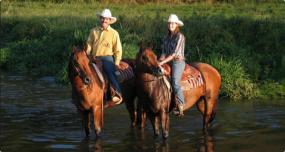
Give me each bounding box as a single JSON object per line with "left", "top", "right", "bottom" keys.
{"left": 139, "top": 72, "right": 156, "bottom": 80}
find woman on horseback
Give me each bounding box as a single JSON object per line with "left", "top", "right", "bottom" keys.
{"left": 158, "top": 14, "right": 186, "bottom": 116}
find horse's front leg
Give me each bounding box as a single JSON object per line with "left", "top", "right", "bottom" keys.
{"left": 149, "top": 112, "right": 160, "bottom": 137}
{"left": 92, "top": 105, "right": 103, "bottom": 137}
{"left": 125, "top": 97, "right": 137, "bottom": 127}
{"left": 160, "top": 110, "right": 169, "bottom": 139}
{"left": 79, "top": 110, "right": 90, "bottom": 137}
{"left": 137, "top": 99, "right": 147, "bottom": 129}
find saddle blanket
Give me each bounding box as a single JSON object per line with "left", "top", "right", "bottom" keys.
{"left": 181, "top": 73, "right": 204, "bottom": 90}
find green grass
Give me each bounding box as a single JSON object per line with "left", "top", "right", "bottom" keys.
{"left": 1, "top": 1, "right": 285, "bottom": 100}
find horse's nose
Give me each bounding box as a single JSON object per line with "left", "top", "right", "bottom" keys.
{"left": 84, "top": 77, "right": 90, "bottom": 84}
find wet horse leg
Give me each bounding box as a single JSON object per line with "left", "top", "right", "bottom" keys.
{"left": 160, "top": 110, "right": 169, "bottom": 139}
{"left": 80, "top": 110, "right": 90, "bottom": 137}
{"left": 92, "top": 105, "right": 103, "bottom": 137}
{"left": 149, "top": 113, "right": 160, "bottom": 136}
{"left": 140, "top": 110, "right": 147, "bottom": 129}
{"left": 125, "top": 97, "right": 137, "bottom": 127}
{"left": 196, "top": 96, "right": 215, "bottom": 131}
{"left": 137, "top": 99, "right": 147, "bottom": 129}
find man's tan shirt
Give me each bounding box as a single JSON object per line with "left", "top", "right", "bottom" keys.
{"left": 86, "top": 26, "right": 122, "bottom": 65}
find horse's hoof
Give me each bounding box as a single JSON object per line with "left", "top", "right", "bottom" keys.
{"left": 163, "top": 131, "right": 169, "bottom": 139}
{"left": 96, "top": 130, "right": 102, "bottom": 138}
{"left": 131, "top": 122, "right": 137, "bottom": 128}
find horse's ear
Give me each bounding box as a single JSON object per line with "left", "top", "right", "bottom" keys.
{"left": 83, "top": 43, "right": 88, "bottom": 52}
{"left": 138, "top": 41, "right": 145, "bottom": 53}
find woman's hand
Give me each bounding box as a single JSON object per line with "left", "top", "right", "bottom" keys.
{"left": 158, "top": 61, "right": 164, "bottom": 66}
{"left": 158, "top": 55, "right": 165, "bottom": 62}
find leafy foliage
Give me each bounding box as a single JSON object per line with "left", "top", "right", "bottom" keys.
{"left": 1, "top": 1, "right": 284, "bottom": 99}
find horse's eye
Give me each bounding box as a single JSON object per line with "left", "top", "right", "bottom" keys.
{"left": 74, "top": 60, "right": 79, "bottom": 67}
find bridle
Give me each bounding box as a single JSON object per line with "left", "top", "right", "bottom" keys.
{"left": 70, "top": 51, "right": 92, "bottom": 85}
{"left": 138, "top": 58, "right": 164, "bottom": 82}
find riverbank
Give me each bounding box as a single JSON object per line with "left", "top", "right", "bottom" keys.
{"left": 1, "top": 1, "right": 285, "bottom": 100}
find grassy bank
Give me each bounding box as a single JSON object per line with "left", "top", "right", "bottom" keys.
{"left": 1, "top": 1, "right": 285, "bottom": 100}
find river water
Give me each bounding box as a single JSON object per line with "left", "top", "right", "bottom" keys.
{"left": 0, "top": 73, "right": 285, "bottom": 152}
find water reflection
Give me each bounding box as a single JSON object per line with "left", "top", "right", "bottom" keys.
{"left": 76, "top": 128, "right": 216, "bottom": 152}
{"left": 79, "top": 138, "right": 104, "bottom": 152}
{"left": 199, "top": 131, "right": 214, "bottom": 152}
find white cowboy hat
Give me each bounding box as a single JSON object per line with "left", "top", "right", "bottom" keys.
{"left": 96, "top": 9, "right": 117, "bottom": 24}
{"left": 167, "top": 14, "right": 184, "bottom": 26}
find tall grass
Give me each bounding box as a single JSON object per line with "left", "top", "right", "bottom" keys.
{"left": 205, "top": 54, "right": 257, "bottom": 100}
{"left": 1, "top": 1, "right": 285, "bottom": 100}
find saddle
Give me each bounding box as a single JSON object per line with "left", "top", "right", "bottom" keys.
{"left": 91, "top": 59, "right": 135, "bottom": 108}
{"left": 161, "top": 63, "right": 204, "bottom": 90}
{"left": 92, "top": 60, "right": 135, "bottom": 84}
{"left": 116, "top": 61, "right": 135, "bottom": 83}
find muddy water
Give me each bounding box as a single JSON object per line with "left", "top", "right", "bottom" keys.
{"left": 0, "top": 74, "right": 284, "bottom": 152}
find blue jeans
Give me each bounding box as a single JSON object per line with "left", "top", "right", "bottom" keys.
{"left": 172, "top": 60, "right": 185, "bottom": 105}
{"left": 97, "top": 56, "right": 122, "bottom": 94}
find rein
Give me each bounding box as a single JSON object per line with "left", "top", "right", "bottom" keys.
{"left": 70, "top": 51, "right": 93, "bottom": 86}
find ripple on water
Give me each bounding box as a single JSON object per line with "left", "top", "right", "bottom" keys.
{"left": 50, "top": 144, "right": 76, "bottom": 149}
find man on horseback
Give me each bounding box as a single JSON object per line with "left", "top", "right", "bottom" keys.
{"left": 86, "top": 9, "right": 123, "bottom": 104}
{"left": 158, "top": 14, "right": 186, "bottom": 116}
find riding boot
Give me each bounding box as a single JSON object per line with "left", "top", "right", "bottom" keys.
{"left": 173, "top": 104, "right": 184, "bottom": 117}
{"left": 112, "top": 93, "right": 123, "bottom": 105}
{"left": 178, "top": 104, "right": 184, "bottom": 116}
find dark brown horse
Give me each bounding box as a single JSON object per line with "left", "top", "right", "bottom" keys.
{"left": 135, "top": 47, "right": 172, "bottom": 138}
{"left": 68, "top": 47, "right": 137, "bottom": 137}
{"left": 135, "top": 46, "right": 221, "bottom": 138}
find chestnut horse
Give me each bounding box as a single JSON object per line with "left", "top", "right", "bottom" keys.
{"left": 68, "top": 47, "right": 137, "bottom": 137}
{"left": 135, "top": 47, "right": 221, "bottom": 138}
{"left": 135, "top": 47, "right": 172, "bottom": 138}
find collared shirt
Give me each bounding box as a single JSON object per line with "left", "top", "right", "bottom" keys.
{"left": 161, "top": 32, "right": 185, "bottom": 60}
{"left": 86, "top": 26, "right": 122, "bottom": 65}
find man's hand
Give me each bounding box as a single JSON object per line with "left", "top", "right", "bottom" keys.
{"left": 115, "top": 64, "right": 121, "bottom": 70}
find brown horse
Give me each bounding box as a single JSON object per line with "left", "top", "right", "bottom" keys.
{"left": 135, "top": 46, "right": 221, "bottom": 138}
{"left": 68, "top": 46, "right": 137, "bottom": 137}
{"left": 135, "top": 47, "right": 172, "bottom": 138}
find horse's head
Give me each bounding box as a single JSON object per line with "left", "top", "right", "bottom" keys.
{"left": 136, "top": 45, "right": 163, "bottom": 76}
{"left": 69, "top": 46, "right": 93, "bottom": 85}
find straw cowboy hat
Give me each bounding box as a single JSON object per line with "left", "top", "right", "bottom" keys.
{"left": 96, "top": 9, "right": 117, "bottom": 24}
{"left": 167, "top": 14, "right": 184, "bottom": 26}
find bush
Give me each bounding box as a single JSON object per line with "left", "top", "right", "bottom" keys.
{"left": 205, "top": 54, "right": 258, "bottom": 100}
{"left": 1, "top": 1, "right": 284, "bottom": 99}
